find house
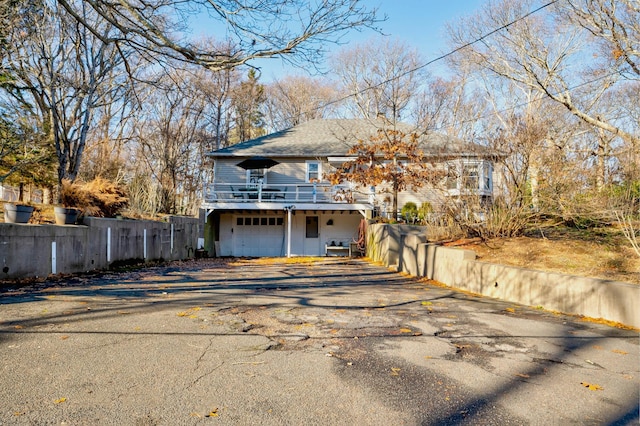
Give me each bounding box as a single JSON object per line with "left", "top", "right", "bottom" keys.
{"left": 201, "top": 118, "right": 497, "bottom": 257}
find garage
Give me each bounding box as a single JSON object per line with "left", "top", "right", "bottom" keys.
{"left": 233, "top": 215, "right": 285, "bottom": 257}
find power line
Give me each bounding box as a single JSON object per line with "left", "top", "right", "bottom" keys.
{"left": 317, "top": 0, "right": 559, "bottom": 113}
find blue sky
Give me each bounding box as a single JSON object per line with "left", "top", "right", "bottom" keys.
{"left": 191, "top": 1, "right": 486, "bottom": 81}
{"left": 369, "top": 0, "right": 485, "bottom": 58}
{"left": 267, "top": 0, "right": 485, "bottom": 80}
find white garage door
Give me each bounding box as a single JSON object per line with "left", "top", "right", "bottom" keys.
{"left": 233, "top": 215, "right": 285, "bottom": 257}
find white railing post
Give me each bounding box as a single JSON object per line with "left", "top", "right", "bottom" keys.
{"left": 313, "top": 181, "right": 317, "bottom": 203}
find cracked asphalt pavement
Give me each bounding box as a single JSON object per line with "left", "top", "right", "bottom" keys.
{"left": 0, "top": 258, "right": 638, "bottom": 425}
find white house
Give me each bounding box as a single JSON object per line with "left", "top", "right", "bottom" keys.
{"left": 201, "top": 118, "right": 497, "bottom": 257}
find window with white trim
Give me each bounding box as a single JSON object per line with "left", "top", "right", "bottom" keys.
{"left": 446, "top": 160, "right": 492, "bottom": 194}
{"left": 306, "top": 161, "right": 321, "bottom": 182}
{"left": 246, "top": 169, "right": 266, "bottom": 187}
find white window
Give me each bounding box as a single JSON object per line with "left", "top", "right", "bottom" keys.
{"left": 482, "top": 162, "right": 492, "bottom": 191}
{"left": 446, "top": 160, "right": 492, "bottom": 194}
{"left": 306, "top": 161, "right": 322, "bottom": 182}
{"left": 462, "top": 164, "right": 479, "bottom": 191}
{"left": 246, "top": 169, "right": 266, "bottom": 187}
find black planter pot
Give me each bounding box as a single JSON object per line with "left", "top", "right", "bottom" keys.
{"left": 54, "top": 207, "right": 80, "bottom": 225}
{"left": 3, "top": 203, "right": 34, "bottom": 224}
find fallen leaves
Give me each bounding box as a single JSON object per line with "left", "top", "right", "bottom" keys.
{"left": 390, "top": 367, "right": 401, "bottom": 376}
{"left": 177, "top": 307, "right": 202, "bottom": 318}
{"left": 54, "top": 397, "right": 67, "bottom": 404}
{"left": 581, "top": 382, "right": 603, "bottom": 391}
{"left": 611, "top": 349, "right": 628, "bottom": 355}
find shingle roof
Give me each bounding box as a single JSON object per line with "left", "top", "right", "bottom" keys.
{"left": 207, "top": 119, "right": 492, "bottom": 158}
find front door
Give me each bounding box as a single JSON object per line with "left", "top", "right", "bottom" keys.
{"left": 303, "top": 215, "right": 320, "bottom": 256}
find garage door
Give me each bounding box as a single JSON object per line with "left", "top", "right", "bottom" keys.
{"left": 233, "top": 215, "right": 285, "bottom": 257}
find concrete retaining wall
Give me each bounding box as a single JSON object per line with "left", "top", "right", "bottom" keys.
{"left": 0, "top": 216, "right": 199, "bottom": 280}
{"left": 367, "top": 223, "right": 639, "bottom": 328}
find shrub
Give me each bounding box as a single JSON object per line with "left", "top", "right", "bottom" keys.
{"left": 417, "top": 202, "right": 433, "bottom": 223}
{"left": 401, "top": 202, "right": 418, "bottom": 223}
{"left": 61, "top": 177, "right": 128, "bottom": 217}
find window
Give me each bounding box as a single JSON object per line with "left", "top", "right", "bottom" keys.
{"left": 306, "top": 216, "right": 319, "bottom": 238}
{"left": 446, "top": 165, "right": 458, "bottom": 190}
{"left": 482, "top": 162, "right": 492, "bottom": 191}
{"left": 247, "top": 169, "right": 265, "bottom": 187}
{"left": 462, "top": 164, "right": 479, "bottom": 191}
{"left": 446, "top": 161, "right": 492, "bottom": 194}
{"left": 306, "top": 161, "right": 321, "bottom": 182}
{"left": 236, "top": 216, "right": 284, "bottom": 226}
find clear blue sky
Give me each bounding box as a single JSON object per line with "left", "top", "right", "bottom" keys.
{"left": 370, "top": 0, "right": 485, "bottom": 58}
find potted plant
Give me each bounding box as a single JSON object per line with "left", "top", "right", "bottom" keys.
{"left": 55, "top": 179, "right": 85, "bottom": 225}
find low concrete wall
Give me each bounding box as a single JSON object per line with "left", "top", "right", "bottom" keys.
{"left": 367, "top": 223, "right": 639, "bottom": 328}
{"left": 0, "top": 216, "right": 199, "bottom": 280}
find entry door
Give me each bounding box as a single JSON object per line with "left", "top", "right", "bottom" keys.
{"left": 303, "top": 215, "right": 320, "bottom": 256}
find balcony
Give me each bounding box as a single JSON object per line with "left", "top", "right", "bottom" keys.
{"left": 202, "top": 182, "right": 373, "bottom": 207}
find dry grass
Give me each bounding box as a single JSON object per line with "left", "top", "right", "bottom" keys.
{"left": 61, "top": 178, "right": 128, "bottom": 217}
{"left": 457, "top": 227, "right": 640, "bottom": 284}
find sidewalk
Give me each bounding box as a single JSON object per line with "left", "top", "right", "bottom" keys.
{"left": 0, "top": 258, "right": 638, "bottom": 424}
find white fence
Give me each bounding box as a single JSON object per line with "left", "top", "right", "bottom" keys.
{"left": 0, "top": 184, "right": 43, "bottom": 204}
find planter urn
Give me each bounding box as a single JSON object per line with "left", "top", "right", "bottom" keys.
{"left": 54, "top": 207, "right": 80, "bottom": 225}
{"left": 3, "top": 203, "right": 34, "bottom": 224}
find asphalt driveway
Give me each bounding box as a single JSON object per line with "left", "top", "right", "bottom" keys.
{"left": 0, "top": 258, "right": 638, "bottom": 425}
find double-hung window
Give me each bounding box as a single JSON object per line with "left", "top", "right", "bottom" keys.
{"left": 306, "top": 161, "right": 321, "bottom": 182}
{"left": 446, "top": 160, "right": 492, "bottom": 195}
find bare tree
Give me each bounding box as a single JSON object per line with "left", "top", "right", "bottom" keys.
{"left": 188, "top": 40, "right": 240, "bottom": 150}
{"left": 412, "top": 73, "right": 483, "bottom": 140}
{"left": 131, "top": 66, "right": 231, "bottom": 215}
{"left": 448, "top": 0, "right": 638, "bottom": 147}
{"left": 331, "top": 37, "right": 427, "bottom": 121}
{"left": 263, "top": 75, "right": 338, "bottom": 131}
{"left": 562, "top": 0, "right": 639, "bottom": 77}
{"left": 56, "top": 0, "right": 381, "bottom": 71}
{"left": 2, "top": 1, "right": 130, "bottom": 194}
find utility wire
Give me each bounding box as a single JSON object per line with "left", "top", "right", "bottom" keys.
{"left": 317, "top": 0, "right": 559, "bottom": 113}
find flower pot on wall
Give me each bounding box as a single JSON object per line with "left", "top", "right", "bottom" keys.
{"left": 3, "top": 203, "right": 34, "bottom": 224}
{"left": 54, "top": 207, "right": 80, "bottom": 225}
